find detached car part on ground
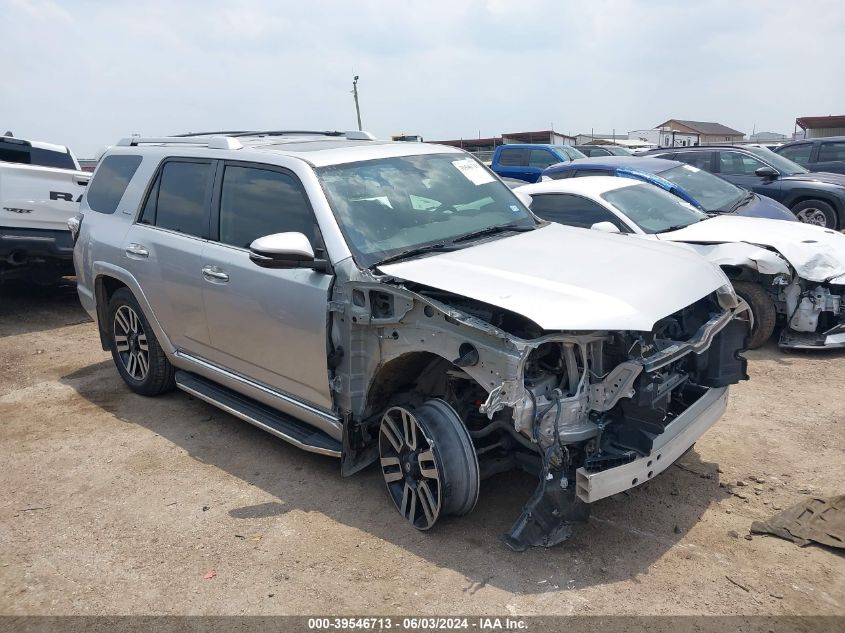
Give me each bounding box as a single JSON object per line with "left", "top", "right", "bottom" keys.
{"left": 0, "top": 135, "right": 89, "bottom": 283}
{"left": 73, "top": 133, "right": 749, "bottom": 550}
{"left": 518, "top": 177, "right": 845, "bottom": 350}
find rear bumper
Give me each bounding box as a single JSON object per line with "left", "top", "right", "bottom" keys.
{"left": 575, "top": 385, "right": 728, "bottom": 503}
{"left": 0, "top": 226, "right": 74, "bottom": 261}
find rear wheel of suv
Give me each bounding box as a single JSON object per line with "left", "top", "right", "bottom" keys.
{"left": 732, "top": 281, "right": 776, "bottom": 349}
{"left": 791, "top": 199, "right": 838, "bottom": 229}
{"left": 107, "top": 288, "right": 175, "bottom": 396}
{"left": 378, "top": 399, "right": 479, "bottom": 531}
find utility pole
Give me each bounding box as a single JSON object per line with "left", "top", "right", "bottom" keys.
{"left": 352, "top": 75, "right": 362, "bottom": 131}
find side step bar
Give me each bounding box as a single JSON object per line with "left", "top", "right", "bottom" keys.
{"left": 175, "top": 371, "right": 342, "bottom": 457}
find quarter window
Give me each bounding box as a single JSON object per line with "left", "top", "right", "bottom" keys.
{"left": 817, "top": 141, "right": 845, "bottom": 163}
{"left": 530, "top": 194, "right": 626, "bottom": 230}
{"left": 86, "top": 155, "right": 142, "bottom": 214}
{"left": 139, "top": 160, "right": 213, "bottom": 238}
{"left": 218, "top": 165, "right": 315, "bottom": 249}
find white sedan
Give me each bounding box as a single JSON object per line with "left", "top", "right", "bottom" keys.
{"left": 516, "top": 177, "right": 845, "bottom": 349}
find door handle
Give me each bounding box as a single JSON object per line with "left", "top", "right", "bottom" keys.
{"left": 125, "top": 243, "right": 149, "bottom": 258}
{"left": 202, "top": 265, "right": 229, "bottom": 283}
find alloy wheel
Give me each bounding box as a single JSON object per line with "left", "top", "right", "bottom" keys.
{"left": 113, "top": 305, "right": 149, "bottom": 380}
{"left": 379, "top": 406, "right": 442, "bottom": 530}
{"left": 795, "top": 207, "right": 828, "bottom": 226}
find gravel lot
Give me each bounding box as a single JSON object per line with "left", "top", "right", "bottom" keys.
{"left": 1, "top": 281, "right": 843, "bottom": 616}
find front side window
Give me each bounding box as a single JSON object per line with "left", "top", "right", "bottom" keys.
{"left": 778, "top": 143, "right": 812, "bottom": 166}
{"left": 818, "top": 141, "right": 845, "bottom": 163}
{"left": 600, "top": 183, "right": 707, "bottom": 234}
{"left": 140, "top": 161, "right": 213, "bottom": 238}
{"left": 528, "top": 149, "right": 559, "bottom": 168}
{"left": 318, "top": 153, "right": 536, "bottom": 267}
{"left": 718, "top": 151, "right": 766, "bottom": 176}
{"left": 86, "top": 155, "right": 142, "bottom": 214}
{"left": 218, "top": 165, "right": 315, "bottom": 249}
{"left": 530, "top": 193, "right": 627, "bottom": 230}
{"left": 658, "top": 164, "right": 743, "bottom": 211}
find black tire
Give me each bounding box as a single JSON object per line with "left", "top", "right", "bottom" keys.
{"left": 791, "top": 199, "right": 838, "bottom": 229}
{"left": 732, "top": 281, "right": 776, "bottom": 349}
{"left": 106, "top": 287, "right": 175, "bottom": 396}
{"left": 378, "top": 398, "right": 479, "bottom": 531}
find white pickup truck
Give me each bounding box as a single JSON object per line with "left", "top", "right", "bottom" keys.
{"left": 0, "top": 134, "right": 89, "bottom": 283}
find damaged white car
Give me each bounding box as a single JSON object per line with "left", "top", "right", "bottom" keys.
{"left": 518, "top": 177, "right": 845, "bottom": 350}
{"left": 74, "top": 133, "right": 750, "bottom": 550}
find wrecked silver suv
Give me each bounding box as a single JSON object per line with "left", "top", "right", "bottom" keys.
{"left": 73, "top": 131, "right": 749, "bottom": 549}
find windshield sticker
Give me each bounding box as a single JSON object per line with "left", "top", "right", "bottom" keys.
{"left": 682, "top": 164, "right": 700, "bottom": 172}
{"left": 509, "top": 205, "right": 521, "bottom": 213}
{"left": 452, "top": 158, "right": 495, "bottom": 185}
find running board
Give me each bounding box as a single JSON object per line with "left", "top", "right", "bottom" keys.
{"left": 175, "top": 371, "right": 342, "bottom": 457}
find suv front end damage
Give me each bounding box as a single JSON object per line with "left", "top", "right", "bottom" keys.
{"left": 329, "top": 258, "right": 749, "bottom": 550}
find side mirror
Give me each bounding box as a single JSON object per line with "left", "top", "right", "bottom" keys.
{"left": 755, "top": 166, "right": 779, "bottom": 179}
{"left": 513, "top": 191, "right": 532, "bottom": 207}
{"left": 591, "top": 221, "right": 620, "bottom": 234}
{"left": 249, "top": 232, "right": 323, "bottom": 270}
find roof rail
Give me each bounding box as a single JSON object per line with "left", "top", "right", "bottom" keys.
{"left": 174, "top": 130, "right": 377, "bottom": 141}
{"left": 116, "top": 136, "right": 243, "bottom": 150}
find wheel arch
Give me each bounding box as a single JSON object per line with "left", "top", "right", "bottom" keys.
{"left": 92, "top": 263, "right": 174, "bottom": 356}
{"left": 784, "top": 191, "right": 844, "bottom": 226}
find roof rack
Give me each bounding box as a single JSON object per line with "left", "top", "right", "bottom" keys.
{"left": 116, "top": 136, "right": 244, "bottom": 150}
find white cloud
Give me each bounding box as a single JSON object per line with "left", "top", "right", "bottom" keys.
{"left": 2, "top": 0, "right": 843, "bottom": 155}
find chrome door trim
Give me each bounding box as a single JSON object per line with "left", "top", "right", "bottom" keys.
{"left": 173, "top": 350, "right": 341, "bottom": 428}
{"left": 176, "top": 382, "right": 340, "bottom": 458}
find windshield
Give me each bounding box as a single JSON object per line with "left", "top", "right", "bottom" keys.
{"left": 559, "top": 146, "right": 587, "bottom": 161}
{"left": 748, "top": 146, "right": 809, "bottom": 175}
{"left": 601, "top": 183, "right": 707, "bottom": 233}
{"left": 318, "top": 153, "right": 537, "bottom": 267}
{"left": 606, "top": 147, "right": 632, "bottom": 156}
{"left": 658, "top": 164, "right": 744, "bottom": 211}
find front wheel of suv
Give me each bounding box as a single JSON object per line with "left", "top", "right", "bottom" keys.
{"left": 378, "top": 399, "right": 479, "bottom": 531}
{"left": 791, "top": 199, "right": 838, "bottom": 229}
{"left": 107, "top": 287, "right": 175, "bottom": 396}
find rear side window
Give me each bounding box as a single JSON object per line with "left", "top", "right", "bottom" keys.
{"left": 498, "top": 149, "right": 529, "bottom": 166}
{"left": 778, "top": 143, "right": 812, "bottom": 166}
{"left": 673, "top": 151, "right": 713, "bottom": 170}
{"left": 217, "top": 165, "right": 315, "bottom": 249}
{"left": 86, "top": 155, "right": 142, "bottom": 214}
{"left": 30, "top": 148, "right": 76, "bottom": 169}
{"left": 0, "top": 142, "right": 76, "bottom": 169}
{"left": 139, "top": 160, "right": 213, "bottom": 238}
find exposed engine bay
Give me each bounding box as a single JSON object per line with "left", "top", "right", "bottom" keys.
{"left": 330, "top": 258, "right": 749, "bottom": 550}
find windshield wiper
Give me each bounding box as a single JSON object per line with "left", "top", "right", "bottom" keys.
{"left": 372, "top": 243, "right": 457, "bottom": 268}
{"left": 726, "top": 190, "right": 755, "bottom": 213}
{"left": 450, "top": 222, "right": 535, "bottom": 244}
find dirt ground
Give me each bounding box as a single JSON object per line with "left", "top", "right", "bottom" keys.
{"left": 0, "top": 280, "right": 843, "bottom": 616}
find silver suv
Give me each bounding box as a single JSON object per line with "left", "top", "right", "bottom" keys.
{"left": 72, "top": 131, "right": 749, "bottom": 549}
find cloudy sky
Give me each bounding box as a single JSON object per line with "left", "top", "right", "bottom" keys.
{"left": 3, "top": 0, "right": 844, "bottom": 157}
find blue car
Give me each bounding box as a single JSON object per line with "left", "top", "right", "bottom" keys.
{"left": 490, "top": 144, "right": 585, "bottom": 183}
{"left": 542, "top": 156, "right": 797, "bottom": 221}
